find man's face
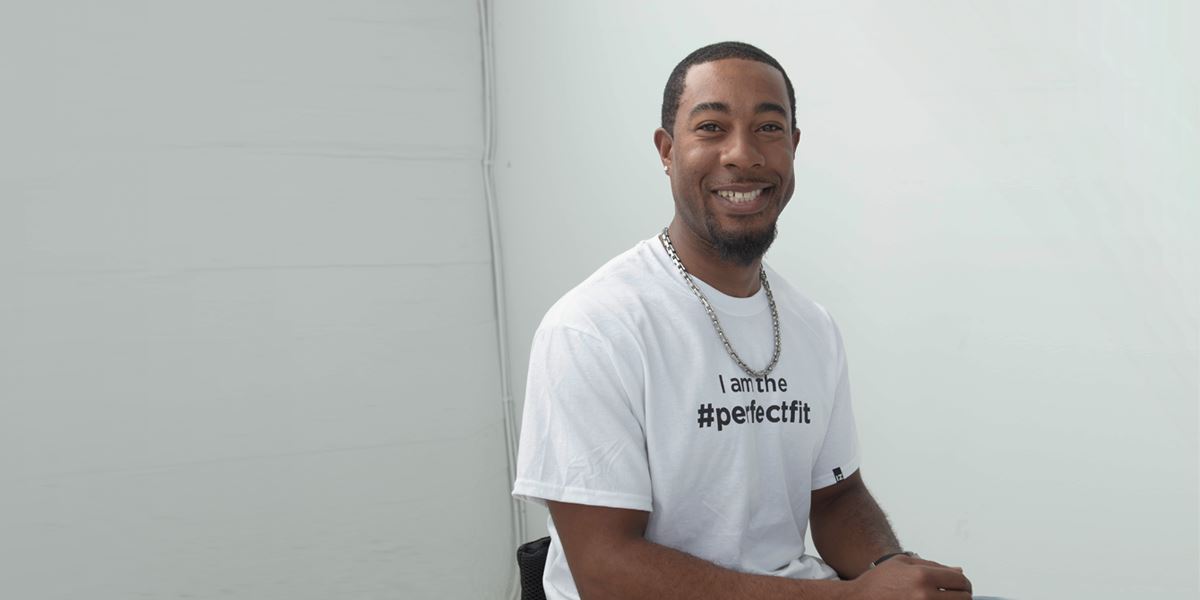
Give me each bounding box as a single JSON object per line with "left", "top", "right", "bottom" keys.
{"left": 655, "top": 58, "right": 801, "bottom": 265}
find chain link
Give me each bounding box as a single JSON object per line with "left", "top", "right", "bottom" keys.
{"left": 658, "top": 227, "right": 781, "bottom": 378}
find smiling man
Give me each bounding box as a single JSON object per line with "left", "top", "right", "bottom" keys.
{"left": 513, "top": 42, "right": 975, "bottom": 600}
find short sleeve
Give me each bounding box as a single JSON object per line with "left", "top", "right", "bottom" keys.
{"left": 810, "top": 315, "right": 862, "bottom": 490}
{"left": 512, "top": 323, "right": 652, "bottom": 511}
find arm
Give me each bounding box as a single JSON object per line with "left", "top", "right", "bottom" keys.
{"left": 548, "top": 500, "right": 848, "bottom": 600}
{"left": 809, "top": 470, "right": 975, "bottom": 599}
{"left": 809, "top": 469, "right": 901, "bottom": 579}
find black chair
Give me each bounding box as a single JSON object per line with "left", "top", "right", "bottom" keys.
{"left": 516, "top": 536, "right": 551, "bottom": 600}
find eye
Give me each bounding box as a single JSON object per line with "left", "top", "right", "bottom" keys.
{"left": 698, "top": 123, "right": 721, "bottom": 132}
{"left": 760, "top": 123, "right": 785, "bottom": 132}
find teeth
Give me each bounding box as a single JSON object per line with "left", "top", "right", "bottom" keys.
{"left": 717, "top": 189, "right": 763, "bottom": 203}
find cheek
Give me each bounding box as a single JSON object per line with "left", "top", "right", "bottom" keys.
{"left": 783, "top": 174, "right": 795, "bottom": 197}
{"left": 679, "top": 147, "right": 717, "bottom": 174}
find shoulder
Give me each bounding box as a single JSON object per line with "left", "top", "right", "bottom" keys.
{"left": 537, "top": 238, "right": 673, "bottom": 342}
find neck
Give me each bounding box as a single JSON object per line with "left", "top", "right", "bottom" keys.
{"left": 666, "top": 219, "right": 763, "bottom": 298}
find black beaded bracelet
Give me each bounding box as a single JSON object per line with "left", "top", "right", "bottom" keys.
{"left": 869, "top": 550, "right": 919, "bottom": 569}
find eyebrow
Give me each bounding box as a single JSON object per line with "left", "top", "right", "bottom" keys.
{"left": 689, "top": 101, "right": 789, "bottom": 120}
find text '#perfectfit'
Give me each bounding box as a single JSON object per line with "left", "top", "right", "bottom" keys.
{"left": 697, "top": 398, "right": 812, "bottom": 431}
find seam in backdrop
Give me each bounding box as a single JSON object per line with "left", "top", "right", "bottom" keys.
{"left": 476, "top": 0, "right": 527, "bottom": 599}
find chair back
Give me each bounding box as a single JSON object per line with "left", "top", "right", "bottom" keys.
{"left": 516, "top": 536, "right": 551, "bottom": 600}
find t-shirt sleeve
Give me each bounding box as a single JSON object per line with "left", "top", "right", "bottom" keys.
{"left": 511, "top": 323, "right": 652, "bottom": 512}
{"left": 811, "top": 314, "right": 862, "bottom": 490}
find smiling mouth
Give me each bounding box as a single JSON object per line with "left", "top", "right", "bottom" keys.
{"left": 711, "top": 186, "right": 773, "bottom": 212}
{"left": 715, "top": 188, "right": 767, "bottom": 205}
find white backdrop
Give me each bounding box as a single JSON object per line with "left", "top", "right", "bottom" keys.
{"left": 1, "top": 1, "right": 1196, "bottom": 599}
{"left": 493, "top": 1, "right": 1198, "bottom": 599}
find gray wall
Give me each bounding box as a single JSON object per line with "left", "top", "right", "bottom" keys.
{"left": 1, "top": 1, "right": 513, "bottom": 598}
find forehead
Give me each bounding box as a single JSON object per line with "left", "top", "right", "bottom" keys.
{"left": 680, "top": 58, "right": 789, "bottom": 115}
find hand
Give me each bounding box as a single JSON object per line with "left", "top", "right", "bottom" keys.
{"left": 844, "top": 554, "right": 973, "bottom": 600}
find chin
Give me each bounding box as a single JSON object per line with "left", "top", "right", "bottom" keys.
{"left": 707, "top": 219, "right": 778, "bottom": 266}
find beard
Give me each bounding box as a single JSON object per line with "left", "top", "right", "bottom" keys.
{"left": 704, "top": 213, "right": 778, "bottom": 266}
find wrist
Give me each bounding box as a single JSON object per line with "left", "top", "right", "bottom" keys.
{"left": 868, "top": 550, "right": 918, "bottom": 569}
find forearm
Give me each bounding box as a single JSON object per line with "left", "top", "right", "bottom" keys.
{"left": 809, "top": 485, "right": 902, "bottom": 580}
{"left": 575, "top": 536, "right": 849, "bottom": 600}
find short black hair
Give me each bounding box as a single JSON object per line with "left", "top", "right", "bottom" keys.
{"left": 660, "top": 41, "right": 797, "bottom": 136}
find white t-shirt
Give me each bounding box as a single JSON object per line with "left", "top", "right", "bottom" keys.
{"left": 512, "top": 235, "right": 861, "bottom": 600}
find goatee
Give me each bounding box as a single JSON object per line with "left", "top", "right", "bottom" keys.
{"left": 708, "top": 219, "right": 778, "bottom": 266}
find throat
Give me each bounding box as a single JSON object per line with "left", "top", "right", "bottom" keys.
{"left": 665, "top": 221, "right": 770, "bottom": 297}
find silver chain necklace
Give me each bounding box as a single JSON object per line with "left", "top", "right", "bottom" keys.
{"left": 658, "top": 227, "right": 781, "bottom": 378}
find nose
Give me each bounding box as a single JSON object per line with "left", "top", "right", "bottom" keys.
{"left": 721, "top": 128, "right": 765, "bottom": 170}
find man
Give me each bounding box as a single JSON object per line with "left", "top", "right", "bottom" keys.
{"left": 512, "top": 42, "right": 975, "bottom": 600}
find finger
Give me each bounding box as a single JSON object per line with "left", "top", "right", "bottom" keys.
{"left": 929, "top": 569, "right": 973, "bottom": 594}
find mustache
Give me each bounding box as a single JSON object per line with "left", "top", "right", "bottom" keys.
{"left": 707, "top": 179, "right": 776, "bottom": 187}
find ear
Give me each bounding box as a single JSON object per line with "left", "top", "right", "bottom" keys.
{"left": 653, "top": 127, "right": 673, "bottom": 171}
{"left": 792, "top": 127, "right": 801, "bottom": 153}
